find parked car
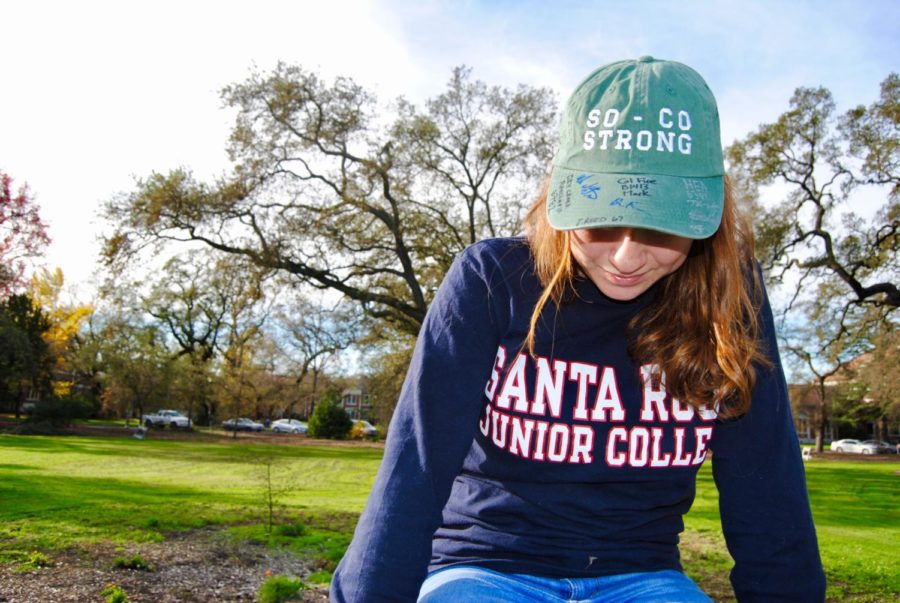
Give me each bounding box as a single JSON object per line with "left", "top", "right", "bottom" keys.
{"left": 351, "top": 419, "right": 377, "bottom": 438}
{"left": 829, "top": 439, "right": 878, "bottom": 454}
{"left": 861, "top": 440, "right": 898, "bottom": 454}
{"left": 222, "top": 417, "right": 264, "bottom": 432}
{"left": 143, "top": 409, "right": 192, "bottom": 429}
{"left": 271, "top": 419, "right": 308, "bottom": 435}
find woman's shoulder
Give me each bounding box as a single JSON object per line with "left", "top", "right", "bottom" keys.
{"left": 457, "top": 237, "right": 541, "bottom": 306}
{"left": 447, "top": 237, "right": 539, "bottom": 303}
{"left": 459, "top": 236, "right": 532, "bottom": 271}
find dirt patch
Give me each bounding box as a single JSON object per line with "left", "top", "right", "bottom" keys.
{"left": 0, "top": 421, "right": 383, "bottom": 450}
{"left": 0, "top": 529, "right": 329, "bottom": 602}
{"left": 804, "top": 450, "right": 899, "bottom": 462}
{"left": 678, "top": 530, "right": 736, "bottom": 603}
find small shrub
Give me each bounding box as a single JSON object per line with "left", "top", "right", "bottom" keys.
{"left": 100, "top": 583, "right": 130, "bottom": 603}
{"left": 28, "top": 550, "right": 51, "bottom": 567}
{"left": 307, "top": 388, "right": 352, "bottom": 439}
{"left": 18, "top": 550, "right": 52, "bottom": 570}
{"left": 143, "top": 518, "right": 160, "bottom": 530}
{"left": 257, "top": 575, "right": 306, "bottom": 603}
{"left": 29, "top": 397, "right": 96, "bottom": 427}
{"left": 305, "top": 570, "right": 332, "bottom": 584}
{"left": 276, "top": 522, "right": 306, "bottom": 537}
{"left": 112, "top": 553, "right": 153, "bottom": 571}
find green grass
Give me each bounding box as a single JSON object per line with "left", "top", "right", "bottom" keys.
{"left": 684, "top": 459, "right": 900, "bottom": 602}
{"left": 0, "top": 434, "right": 380, "bottom": 572}
{"left": 0, "top": 433, "right": 897, "bottom": 601}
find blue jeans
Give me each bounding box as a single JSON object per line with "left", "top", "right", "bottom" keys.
{"left": 418, "top": 566, "right": 713, "bottom": 603}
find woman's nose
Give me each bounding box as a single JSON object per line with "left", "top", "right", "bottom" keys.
{"left": 609, "top": 230, "right": 646, "bottom": 274}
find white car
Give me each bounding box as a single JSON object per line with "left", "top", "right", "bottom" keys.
{"left": 271, "top": 419, "right": 308, "bottom": 435}
{"left": 143, "top": 409, "right": 192, "bottom": 429}
{"left": 352, "top": 419, "right": 377, "bottom": 438}
{"left": 829, "top": 439, "right": 878, "bottom": 454}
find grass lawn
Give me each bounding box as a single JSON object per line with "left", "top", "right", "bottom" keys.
{"left": 684, "top": 458, "right": 899, "bottom": 602}
{"left": 0, "top": 433, "right": 897, "bottom": 601}
{"left": 0, "top": 433, "right": 381, "bottom": 582}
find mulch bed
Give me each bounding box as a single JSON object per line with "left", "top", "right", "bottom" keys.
{"left": 0, "top": 529, "right": 329, "bottom": 603}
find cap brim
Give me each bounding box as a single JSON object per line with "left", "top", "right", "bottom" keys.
{"left": 546, "top": 165, "right": 724, "bottom": 239}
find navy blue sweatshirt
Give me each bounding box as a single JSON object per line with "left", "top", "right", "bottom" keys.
{"left": 331, "top": 237, "right": 825, "bottom": 602}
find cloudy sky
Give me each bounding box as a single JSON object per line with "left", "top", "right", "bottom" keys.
{"left": 2, "top": 0, "right": 898, "bottom": 298}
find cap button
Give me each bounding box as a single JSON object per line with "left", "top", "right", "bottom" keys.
{"left": 637, "top": 55, "right": 654, "bottom": 63}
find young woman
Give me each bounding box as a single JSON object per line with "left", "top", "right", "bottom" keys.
{"left": 331, "top": 57, "right": 825, "bottom": 602}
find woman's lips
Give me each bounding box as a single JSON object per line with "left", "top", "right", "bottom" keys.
{"left": 603, "top": 270, "right": 645, "bottom": 286}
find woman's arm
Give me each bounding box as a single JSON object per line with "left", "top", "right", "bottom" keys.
{"left": 330, "top": 244, "right": 509, "bottom": 602}
{"left": 710, "top": 282, "right": 826, "bottom": 602}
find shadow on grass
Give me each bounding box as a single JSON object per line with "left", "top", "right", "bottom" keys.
{"left": 0, "top": 469, "right": 257, "bottom": 556}
{"left": 0, "top": 466, "right": 365, "bottom": 578}
{"left": 0, "top": 463, "right": 34, "bottom": 470}
{"left": 0, "top": 434, "right": 379, "bottom": 563}
{"left": 0, "top": 473, "right": 253, "bottom": 532}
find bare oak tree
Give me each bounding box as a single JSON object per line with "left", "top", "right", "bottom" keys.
{"left": 273, "top": 294, "right": 363, "bottom": 418}
{"left": 142, "top": 253, "right": 265, "bottom": 424}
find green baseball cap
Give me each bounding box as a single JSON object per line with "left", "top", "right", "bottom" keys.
{"left": 546, "top": 56, "right": 724, "bottom": 239}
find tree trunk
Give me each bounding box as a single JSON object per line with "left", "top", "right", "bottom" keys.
{"left": 815, "top": 380, "right": 828, "bottom": 453}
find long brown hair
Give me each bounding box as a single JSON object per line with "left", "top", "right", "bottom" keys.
{"left": 523, "top": 176, "right": 768, "bottom": 418}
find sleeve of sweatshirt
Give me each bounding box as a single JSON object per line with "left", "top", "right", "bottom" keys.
{"left": 330, "top": 244, "right": 508, "bottom": 603}
{"left": 710, "top": 281, "right": 826, "bottom": 602}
